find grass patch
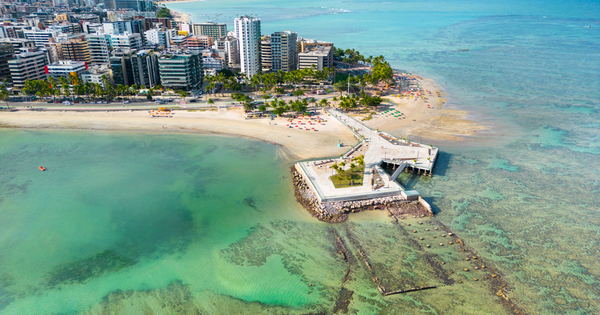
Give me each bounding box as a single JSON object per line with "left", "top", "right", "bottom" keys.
{"left": 330, "top": 166, "right": 365, "bottom": 188}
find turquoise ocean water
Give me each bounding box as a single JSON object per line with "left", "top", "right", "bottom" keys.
{"left": 1, "top": 0, "right": 600, "bottom": 313}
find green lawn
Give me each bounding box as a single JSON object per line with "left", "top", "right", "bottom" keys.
{"left": 330, "top": 167, "right": 365, "bottom": 188}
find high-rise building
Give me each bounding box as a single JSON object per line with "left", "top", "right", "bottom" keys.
{"left": 0, "top": 43, "right": 15, "bottom": 81}
{"left": 61, "top": 37, "right": 91, "bottom": 63}
{"left": 143, "top": 18, "right": 173, "bottom": 31}
{"left": 214, "top": 36, "right": 239, "bottom": 69}
{"left": 43, "top": 42, "right": 64, "bottom": 63}
{"left": 109, "top": 33, "right": 143, "bottom": 51}
{"left": 110, "top": 49, "right": 135, "bottom": 86}
{"left": 186, "top": 35, "right": 213, "bottom": 50}
{"left": 192, "top": 22, "right": 227, "bottom": 39}
{"left": 234, "top": 16, "right": 260, "bottom": 76}
{"left": 1, "top": 38, "right": 36, "bottom": 51}
{"left": 103, "top": 20, "right": 144, "bottom": 35}
{"left": 158, "top": 51, "right": 203, "bottom": 91}
{"left": 8, "top": 51, "right": 48, "bottom": 88}
{"left": 131, "top": 50, "right": 160, "bottom": 87}
{"left": 104, "top": 0, "right": 154, "bottom": 11}
{"left": 23, "top": 29, "right": 61, "bottom": 47}
{"left": 260, "top": 35, "right": 272, "bottom": 72}
{"left": 85, "top": 34, "right": 110, "bottom": 64}
{"left": 144, "top": 29, "right": 171, "bottom": 48}
{"left": 82, "top": 23, "right": 104, "bottom": 34}
{"left": 260, "top": 31, "right": 297, "bottom": 73}
{"left": 271, "top": 31, "right": 297, "bottom": 72}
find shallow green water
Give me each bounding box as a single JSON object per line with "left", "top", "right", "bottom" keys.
{"left": 0, "top": 130, "right": 324, "bottom": 314}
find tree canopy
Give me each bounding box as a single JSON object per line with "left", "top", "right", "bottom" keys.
{"left": 156, "top": 8, "right": 173, "bottom": 18}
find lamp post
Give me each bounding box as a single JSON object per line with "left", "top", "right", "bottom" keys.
{"left": 347, "top": 74, "right": 352, "bottom": 95}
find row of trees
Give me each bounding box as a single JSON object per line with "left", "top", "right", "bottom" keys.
{"left": 204, "top": 66, "right": 336, "bottom": 96}
{"left": 18, "top": 74, "right": 174, "bottom": 102}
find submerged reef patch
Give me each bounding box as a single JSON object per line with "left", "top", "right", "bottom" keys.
{"left": 46, "top": 250, "right": 136, "bottom": 288}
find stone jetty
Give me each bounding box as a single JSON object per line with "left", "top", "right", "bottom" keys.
{"left": 292, "top": 166, "right": 433, "bottom": 223}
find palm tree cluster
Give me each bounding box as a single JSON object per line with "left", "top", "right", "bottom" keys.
{"left": 20, "top": 75, "right": 159, "bottom": 102}
{"left": 204, "top": 67, "right": 335, "bottom": 97}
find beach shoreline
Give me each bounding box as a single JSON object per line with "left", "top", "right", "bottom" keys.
{"left": 0, "top": 75, "right": 489, "bottom": 162}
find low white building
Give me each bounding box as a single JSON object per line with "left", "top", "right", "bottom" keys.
{"left": 80, "top": 65, "right": 112, "bottom": 86}
{"left": 46, "top": 60, "right": 87, "bottom": 79}
{"left": 202, "top": 56, "right": 222, "bottom": 76}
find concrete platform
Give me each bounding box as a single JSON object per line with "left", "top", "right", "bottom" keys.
{"left": 295, "top": 108, "right": 439, "bottom": 203}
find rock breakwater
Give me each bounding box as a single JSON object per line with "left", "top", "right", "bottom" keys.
{"left": 291, "top": 166, "right": 433, "bottom": 223}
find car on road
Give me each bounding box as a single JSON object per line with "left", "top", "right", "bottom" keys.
{"left": 124, "top": 101, "right": 130, "bottom": 104}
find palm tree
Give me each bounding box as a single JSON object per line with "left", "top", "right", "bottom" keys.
{"left": 0, "top": 87, "right": 9, "bottom": 109}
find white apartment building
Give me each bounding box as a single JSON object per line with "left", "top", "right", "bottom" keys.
{"left": 85, "top": 34, "right": 110, "bottom": 64}
{"left": 23, "top": 29, "right": 61, "bottom": 47}
{"left": 234, "top": 16, "right": 260, "bottom": 76}
{"left": 109, "top": 33, "right": 142, "bottom": 51}
{"left": 80, "top": 65, "right": 111, "bottom": 86}
{"left": 202, "top": 56, "right": 222, "bottom": 76}
{"left": 46, "top": 60, "right": 87, "bottom": 79}
{"left": 144, "top": 29, "right": 171, "bottom": 48}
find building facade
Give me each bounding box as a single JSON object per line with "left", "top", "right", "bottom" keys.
{"left": 186, "top": 35, "right": 213, "bottom": 50}
{"left": 298, "top": 45, "right": 333, "bottom": 71}
{"left": 109, "top": 48, "right": 135, "bottom": 86}
{"left": 0, "top": 43, "right": 15, "bottom": 81}
{"left": 45, "top": 60, "right": 87, "bottom": 79}
{"left": 144, "top": 29, "right": 170, "bottom": 48}
{"left": 234, "top": 16, "right": 260, "bottom": 76}
{"left": 85, "top": 34, "right": 110, "bottom": 64}
{"left": 8, "top": 50, "right": 48, "bottom": 88}
{"left": 215, "top": 36, "right": 239, "bottom": 70}
{"left": 109, "top": 33, "right": 142, "bottom": 51}
{"left": 61, "top": 37, "right": 91, "bottom": 63}
{"left": 131, "top": 49, "right": 160, "bottom": 87}
{"left": 192, "top": 22, "right": 226, "bottom": 38}
{"left": 260, "top": 35, "right": 271, "bottom": 72}
{"left": 158, "top": 51, "right": 203, "bottom": 91}
{"left": 271, "top": 31, "right": 297, "bottom": 72}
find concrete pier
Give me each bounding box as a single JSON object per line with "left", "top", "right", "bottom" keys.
{"left": 295, "top": 108, "right": 438, "bottom": 204}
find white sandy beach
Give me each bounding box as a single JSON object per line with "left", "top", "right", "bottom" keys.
{"left": 0, "top": 108, "right": 358, "bottom": 162}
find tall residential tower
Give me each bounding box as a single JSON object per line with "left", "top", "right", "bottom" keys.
{"left": 234, "top": 16, "right": 260, "bottom": 76}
